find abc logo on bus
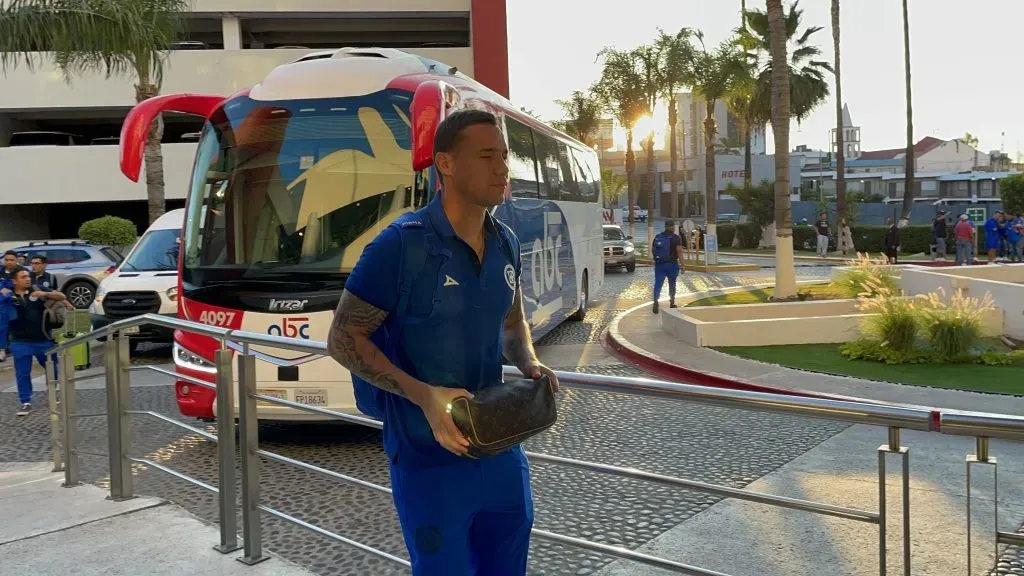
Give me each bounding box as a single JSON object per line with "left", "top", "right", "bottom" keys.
{"left": 268, "top": 317, "right": 310, "bottom": 340}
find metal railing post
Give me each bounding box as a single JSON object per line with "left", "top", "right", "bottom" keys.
{"left": 60, "top": 349, "right": 80, "bottom": 487}
{"left": 966, "top": 437, "right": 998, "bottom": 576}
{"left": 237, "top": 347, "right": 266, "bottom": 565}
{"left": 214, "top": 345, "right": 240, "bottom": 554}
{"left": 45, "top": 354, "right": 63, "bottom": 472}
{"left": 105, "top": 334, "right": 133, "bottom": 500}
{"left": 877, "top": 426, "right": 910, "bottom": 576}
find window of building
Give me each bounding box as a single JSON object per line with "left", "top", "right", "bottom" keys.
{"left": 505, "top": 118, "right": 540, "bottom": 199}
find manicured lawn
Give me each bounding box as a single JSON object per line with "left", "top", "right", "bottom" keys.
{"left": 715, "top": 343, "right": 1024, "bottom": 395}
{"left": 687, "top": 283, "right": 845, "bottom": 307}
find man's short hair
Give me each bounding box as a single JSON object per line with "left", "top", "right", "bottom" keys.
{"left": 31, "top": 254, "right": 47, "bottom": 263}
{"left": 433, "top": 109, "right": 499, "bottom": 157}
{"left": 3, "top": 250, "right": 16, "bottom": 258}
{"left": 13, "top": 269, "right": 29, "bottom": 280}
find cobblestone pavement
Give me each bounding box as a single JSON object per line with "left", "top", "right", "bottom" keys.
{"left": 4, "top": 266, "right": 1018, "bottom": 575}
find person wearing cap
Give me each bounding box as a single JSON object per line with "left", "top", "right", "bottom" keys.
{"left": 983, "top": 210, "right": 1005, "bottom": 263}
{"left": 650, "top": 219, "right": 685, "bottom": 313}
{"left": 931, "top": 211, "right": 948, "bottom": 261}
{"left": 954, "top": 214, "right": 975, "bottom": 266}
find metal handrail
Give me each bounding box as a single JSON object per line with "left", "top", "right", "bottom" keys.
{"left": 49, "top": 314, "right": 1024, "bottom": 575}
{"left": 45, "top": 312, "right": 1024, "bottom": 441}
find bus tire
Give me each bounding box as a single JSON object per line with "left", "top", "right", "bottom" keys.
{"left": 570, "top": 271, "right": 588, "bottom": 321}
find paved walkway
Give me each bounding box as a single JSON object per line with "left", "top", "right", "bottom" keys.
{"left": 0, "top": 462, "right": 313, "bottom": 576}
{"left": 599, "top": 286, "right": 1024, "bottom": 575}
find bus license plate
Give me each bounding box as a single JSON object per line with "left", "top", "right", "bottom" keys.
{"left": 295, "top": 389, "right": 328, "bottom": 407}
{"left": 256, "top": 389, "right": 288, "bottom": 407}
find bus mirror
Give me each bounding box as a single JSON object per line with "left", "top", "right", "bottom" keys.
{"left": 411, "top": 81, "right": 443, "bottom": 172}
{"left": 119, "top": 93, "right": 225, "bottom": 182}
{"left": 410, "top": 80, "right": 461, "bottom": 172}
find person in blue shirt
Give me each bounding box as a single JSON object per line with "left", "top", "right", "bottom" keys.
{"left": 327, "top": 109, "right": 560, "bottom": 575}
{"left": 28, "top": 255, "right": 58, "bottom": 292}
{"left": 0, "top": 250, "right": 26, "bottom": 363}
{"left": 983, "top": 211, "right": 1005, "bottom": 263}
{"left": 3, "top": 268, "right": 70, "bottom": 415}
{"left": 650, "top": 220, "right": 685, "bottom": 313}
{"left": 1006, "top": 211, "right": 1023, "bottom": 262}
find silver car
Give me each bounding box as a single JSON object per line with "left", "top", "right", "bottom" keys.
{"left": 11, "top": 241, "right": 122, "bottom": 309}
{"left": 603, "top": 224, "right": 636, "bottom": 272}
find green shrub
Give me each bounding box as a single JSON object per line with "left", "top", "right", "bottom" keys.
{"left": 734, "top": 222, "right": 762, "bottom": 248}
{"left": 919, "top": 289, "right": 994, "bottom": 358}
{"left": 840, "top": 339, "right": 933, "bottom": 365}
{"left": 78, "top": 216, "right": 138, "bottom": 247}
{"left": 715, "top": 224, "right": 736, "bottom": 248}
{"left": 856, "top": 289, "right": 923, "bottom": 354}
{"left": 830, "top": 253, "right": 901, "bottom": 299}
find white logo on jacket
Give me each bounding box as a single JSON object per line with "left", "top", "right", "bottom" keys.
{"left": 504, "top": 264, "right": 516, "bottom": 290}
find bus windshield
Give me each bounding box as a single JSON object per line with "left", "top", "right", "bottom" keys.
{"left": 181, "top": 89, "right": 428, "bottom": 293}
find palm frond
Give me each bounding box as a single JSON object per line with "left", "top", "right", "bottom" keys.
{"left": 0, "top": 0, "right": 190, "bottom": 88}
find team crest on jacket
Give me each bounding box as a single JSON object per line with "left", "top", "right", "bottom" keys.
{"left": 503, "top": 264, "right": 516, "bottom": 290}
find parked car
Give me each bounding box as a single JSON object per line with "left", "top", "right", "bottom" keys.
{"left": 9, "top": 241, "right": 122, "bottom": 309}
{"left": 91, "top": 209, "right": 183, "bottom": 350}
{"left": 603, "top": 224, "right": 636, "bottom": 273}
{"left": 620, "top": 205, "right": 648, "bottom": 223}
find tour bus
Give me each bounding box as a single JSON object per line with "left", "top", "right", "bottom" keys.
{"left": 117, "top": 48, "right": 604, "bottom": 421}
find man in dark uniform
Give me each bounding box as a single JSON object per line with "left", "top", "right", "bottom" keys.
{"left": 650, "top": 219, "right": 685, "bottom": 313}
{"left": 29, "top": 255, "right": 58, "bottom": 292}
{"left": 3, "top": 269, "right": 70, "bottom": 415}
{"left": 327, "top": 109, "right": 559, "bottom": 575}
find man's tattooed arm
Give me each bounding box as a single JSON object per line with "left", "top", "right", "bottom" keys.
{"left": 327, "top": 290, "right": 428, "bottom": 403}
{"left": 503, "top": 286, "right": 539, "bottom": 372}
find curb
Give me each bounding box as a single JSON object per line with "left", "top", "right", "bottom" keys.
{"left": 634, "top": 258, "right": 761, "bottom": 273}
{"left": 601, "top": 292, "right": 944, "bottom": 421}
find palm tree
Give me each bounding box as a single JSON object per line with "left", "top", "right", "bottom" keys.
{"left": 657, "top": 28, "right": 697, "bottom": 221}
{"left": 724, "top": 62, "right": 758, "bottom": 189}
{"left": 899, "top": 0, "right": 914, "bottom": 225}
{"left": 767, "top": 0, "right": 797, "bottom": 298}
{"left": 553, "top": 90, "right": 603, "bottom": 147}
{"left": 594, "top": 48, "right": 648, "bottom": 240}
{"left": 0, "top": 0, "right": 189, "bottom": 225}
{"left": 741, "top": 1, "right": 833, "bottom": 128}
{"left": 832, "top": 0, "right": 846, "bottom": 221}
{"left": 601, "top": 167, "right": 628, "bottom": 209}
{"left": 634, "top": 43, "right": 664, "bottom": 245}
{"left": 690, "top": 33, "right": 745, "bottom": 264}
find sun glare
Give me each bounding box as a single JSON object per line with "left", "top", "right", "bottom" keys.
{"left": 610, "top": 102, "right": 670, "bottom": 152}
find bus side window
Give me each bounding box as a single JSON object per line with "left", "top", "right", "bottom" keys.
{"left": 505, "top": 117, "right": 540, "bottom": 199}
{"left": 534, "top": 132, "right": 561, "bottom": 201}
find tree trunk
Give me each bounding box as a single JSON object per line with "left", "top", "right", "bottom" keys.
{"left": 646, "top": 134, "right": 656, "bottom": 248}
{"left": 768, "top": 0, "right": 796, "bottom": 298}
{"left": 743, "top": 118, "right": 752, "bottom": 189}
{"left": 832, "top": 0, "right": 846, "bottom": 223}
{"left": 899, "top": 0, "right": 914, "bottom": 225}
{"left": 136, "top": 82, "right": 166, "bottom": 225}
{"left": 625, "top": 129, "right": 636, "bottom": 241}
{"left": 668, "top": 95, "right": 679, "bottom": 223}
{"left": 703, "top": 100, "right": 718, "bottom": 264}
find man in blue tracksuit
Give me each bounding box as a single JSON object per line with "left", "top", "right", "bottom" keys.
{"left": 1, "top": 250, "right": 27, "bottom": 363}
{"left": 5, "top": 268, "right": 70, "bottom": 416}
{"left": 651, "top": 220, "right": 685, "bottom": 314}
{"left": 327, "top": 109, "right": 560, "bottom": 575}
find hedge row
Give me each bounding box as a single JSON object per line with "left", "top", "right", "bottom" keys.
{"left": 713, "top": 224, "right": 988, "bottom": 254}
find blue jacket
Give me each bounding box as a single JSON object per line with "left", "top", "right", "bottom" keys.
{"left": 0, "top": 278, "right": 17, "bottom": 326}
{"left": 1008, "top": 217, "right": 1023, "bottom": 244}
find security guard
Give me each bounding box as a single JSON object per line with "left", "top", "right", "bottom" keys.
{"left": 328, "top": 109, "right": 560, "bottom": 575}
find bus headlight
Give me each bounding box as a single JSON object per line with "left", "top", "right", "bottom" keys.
{"left": 173, "top": 343, "right": 216, "bottom": 373}
{"left": 167, "top": 286, "right": 178, "bottom": 302}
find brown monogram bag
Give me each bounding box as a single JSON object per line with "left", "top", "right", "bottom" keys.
{"left": 450, "top": 375, "right": 558, "bottom": 458}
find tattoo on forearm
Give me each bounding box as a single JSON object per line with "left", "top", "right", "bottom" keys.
{"left": 327, "top": 290, "right": 407, "bottom": 397}
{"left": 503, "top": 287, "right": 538, "bottom": 370}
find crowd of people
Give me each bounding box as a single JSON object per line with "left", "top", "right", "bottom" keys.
{"left": 1, "top": 250, "right": 72, "bottom": 416}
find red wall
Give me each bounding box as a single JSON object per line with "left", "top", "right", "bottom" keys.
{"left": 471, "top": 0, "right": 510, "bottom": 98}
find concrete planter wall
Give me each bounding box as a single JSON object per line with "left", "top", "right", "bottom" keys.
{"left": 901, "top": 263, "right": 1024, "bottom": 340}
{"left": 662, "top": 297, "right": 1004, "bottom": 348}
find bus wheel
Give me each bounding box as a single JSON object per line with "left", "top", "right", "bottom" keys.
{"left": 570, "top": 272, "right": 588, "bottom": 321}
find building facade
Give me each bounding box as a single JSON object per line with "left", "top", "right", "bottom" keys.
{"left": 0, "top": 0, "right": 509, "bottom": 240}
